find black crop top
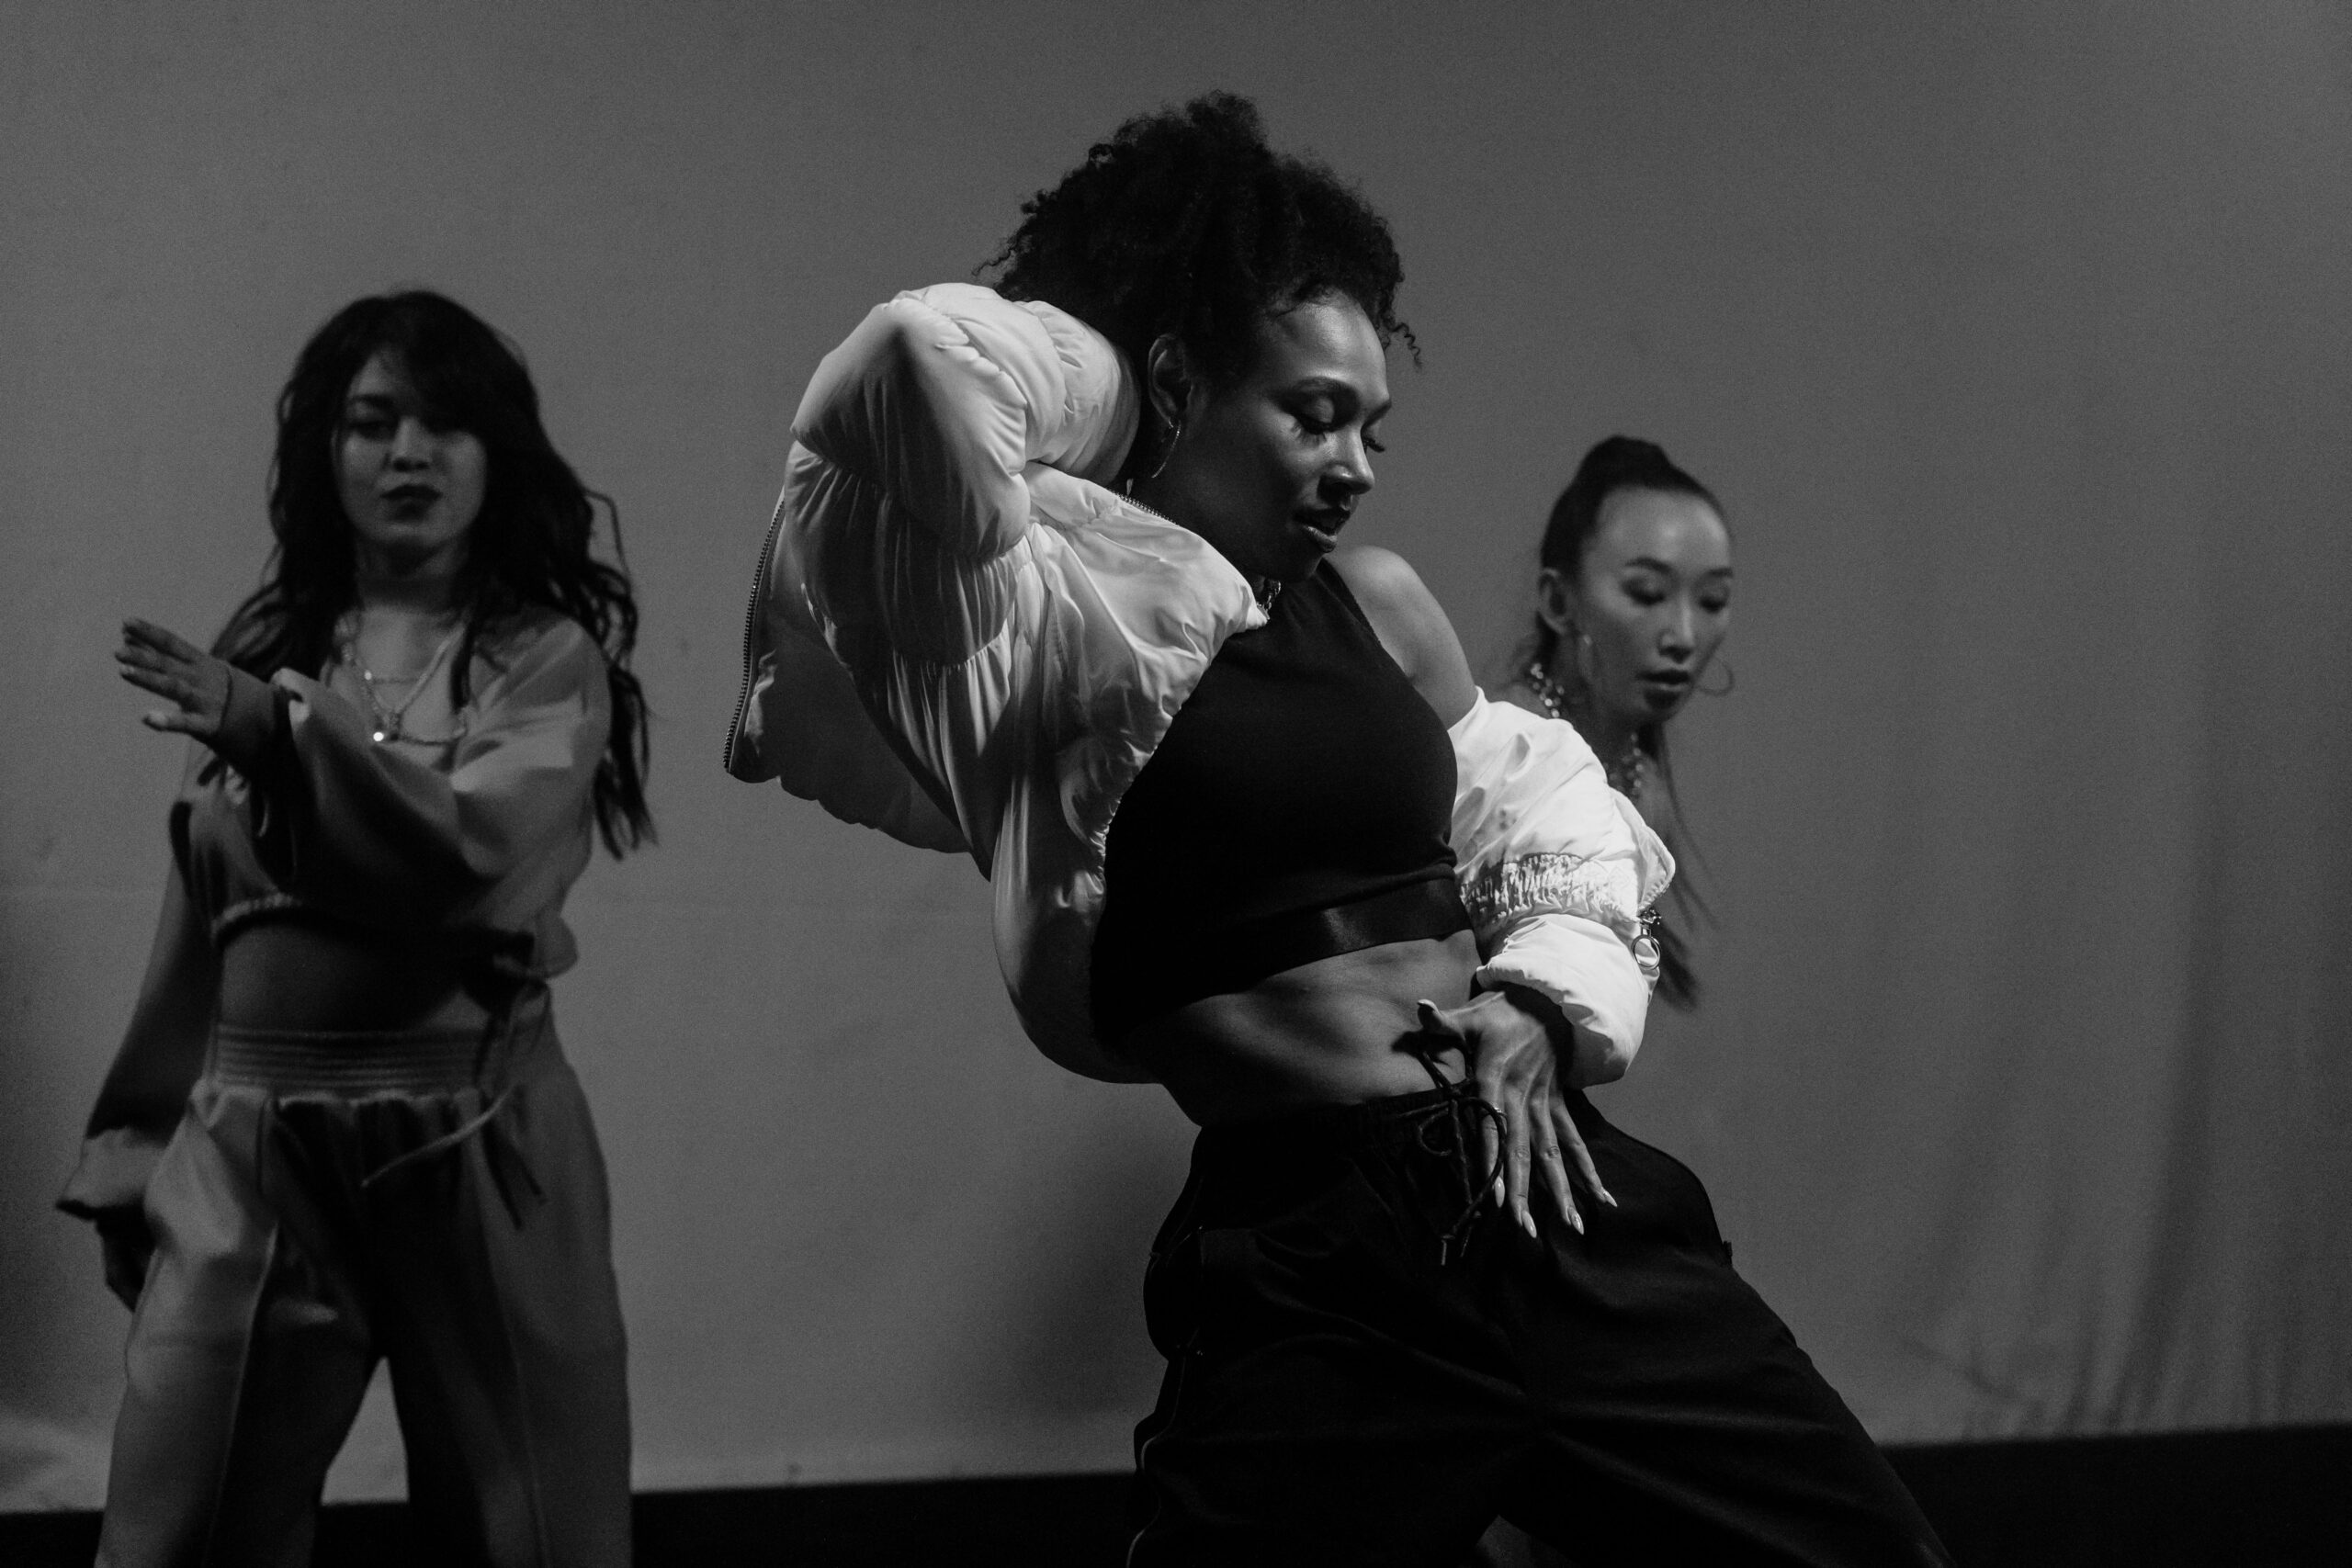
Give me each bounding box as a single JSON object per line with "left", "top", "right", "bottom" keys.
{"left": 1091, "top": 560, "right": 1472, "bottom": 1044}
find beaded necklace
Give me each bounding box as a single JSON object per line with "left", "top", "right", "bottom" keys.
{"left": 1523, "top": 659, "right": 1665, "bottom": 959}
{"left": 1521, "top": 660, "right": 1645, "bottom": 802}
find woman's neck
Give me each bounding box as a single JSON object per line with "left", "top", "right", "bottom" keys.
{"left": 1577, "top": 705, "right": 1638, "bottom": 767}
{"left": 354, "top": 552, "right": 463, "bottom": 617}
{"left": 1532, "top": 654, "right": 1636, "bottom": 762}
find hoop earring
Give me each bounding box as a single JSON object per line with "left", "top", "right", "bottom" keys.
{"left": 1697, "top": 658, "right": 1735, "bottom": 697}
{"left": 1148, "top": 413, "right": 1184, "bottom": 483}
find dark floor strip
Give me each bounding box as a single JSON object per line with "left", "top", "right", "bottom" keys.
{"left": 5, "top": 1424, "right": 2346, "bottom": 1566}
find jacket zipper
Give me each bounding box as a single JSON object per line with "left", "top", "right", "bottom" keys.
{"left": 722, "top": 492, "right": 790, "bottom": 773}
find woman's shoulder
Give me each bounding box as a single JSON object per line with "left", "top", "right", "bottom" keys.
{"left": 1327, "top": 547, "right": 1476, "bottom": 724}
{"left": 1327, "top": 543, "right": 1421, "bottom": 604}
{"left": 1491, "top": 678, "right": 1548, "bottom": 719}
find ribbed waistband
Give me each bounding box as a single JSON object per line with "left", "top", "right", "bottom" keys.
{"left": 210, "top": 1025, "right": 483, "bottom": 1092}
{"left": 208, "top": 992, "right": 549, "bottom": 1094}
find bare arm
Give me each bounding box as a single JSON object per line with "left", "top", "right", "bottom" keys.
{"left": 1328, "top": 546, "right": 1477, "bottom": 726}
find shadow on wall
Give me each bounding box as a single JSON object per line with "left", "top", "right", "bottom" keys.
{"left": 968, "top": 1095, "right": 1187, "bottom": 1421}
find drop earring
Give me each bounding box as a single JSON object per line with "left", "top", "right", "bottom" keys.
{"left": 1697, "top": 659, "right": 1735, "bottom": 697}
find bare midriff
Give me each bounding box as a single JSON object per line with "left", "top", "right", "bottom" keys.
{"left": 1115, "top": 930, "right": 1484, "bottom": 1125}
{"left": 218, "top": 921, "right": 492, "bottom": 1034}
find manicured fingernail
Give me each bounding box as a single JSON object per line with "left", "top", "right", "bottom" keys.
{"left": 1600, "top": 1189, "right": 1618, "bottom": 1208}
{"left": 1569, "top": 1209, "right": 1584, "bottom": 1235}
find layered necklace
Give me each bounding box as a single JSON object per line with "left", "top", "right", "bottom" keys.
{"left": 340, "top": 612, "right": 470, "bottom": 745}
{"left": 1521, "top": 660, "right": 1645, "bottom": 801}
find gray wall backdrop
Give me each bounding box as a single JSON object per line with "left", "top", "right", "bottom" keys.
{"left": 5, "top": 0, "right": 2348, "bottom": 1510}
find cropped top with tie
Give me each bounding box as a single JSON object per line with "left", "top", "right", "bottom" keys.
{"left": 724, "top": 283, "right": 1672, "bottom": 1082}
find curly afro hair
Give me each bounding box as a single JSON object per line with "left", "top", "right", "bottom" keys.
{"left": 984, "top": 92, "right": 1412, "bottom": 468}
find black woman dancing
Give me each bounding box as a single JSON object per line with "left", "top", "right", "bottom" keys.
{"left": 727, "top": 95, "right": 1948, "bottom": 1566}
{"left": 65, "top": 291, "right": 648, "bottom": 1568}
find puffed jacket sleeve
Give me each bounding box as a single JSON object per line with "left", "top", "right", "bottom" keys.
{"left": 729, "top": 282, "right": 1148, "bottom": 855}
{"left": 1448, "top": 693, "right": 1676, "bottom": 1080}
{"left": 254, "top": 615, "right": 609, "bottom": 931}
{"left": 792, "top": 281, "right": 1138, "bottom": 567}
{"left": 56, "top": 857, "right": 219, "bottom": 1222}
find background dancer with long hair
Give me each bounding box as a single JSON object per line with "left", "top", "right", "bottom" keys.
{"left": 65, "top": 290, "right": 650, "bottom": 1568}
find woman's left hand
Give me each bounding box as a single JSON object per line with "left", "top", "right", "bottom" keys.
{"left": 1417, "top": 991, "right": 1613, "bottom": 1237}
{"left": 116, "top": 618, "right": 234, "bottom": 740}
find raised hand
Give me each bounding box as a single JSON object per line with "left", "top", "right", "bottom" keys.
{"left": 116, "top": 618, "right": 233, "bottom": 739}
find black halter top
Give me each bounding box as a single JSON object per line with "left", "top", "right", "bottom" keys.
{"left": 1091, "top": 560, "right": 1471, "bottom": 1044}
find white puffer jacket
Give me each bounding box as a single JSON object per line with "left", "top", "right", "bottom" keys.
{"left": 726, "top": 283, "right": 1671, "bottom": 1082}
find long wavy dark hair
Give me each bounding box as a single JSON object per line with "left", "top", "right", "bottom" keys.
{"left": 1530, "top": 435, "right": 1724, "bottom": 1010}
{"left": 984, "top": 91, "right": 1414, "bottom": 480}
{"left": 216, "top": 289, "right": 653, "bottom": 855}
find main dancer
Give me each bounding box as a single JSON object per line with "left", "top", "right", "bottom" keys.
{"left": 65, "top": 290, "right": 646, "bottom": 1568}
{"left": 727, "top": 94, "right": 1946, "bottom": 1566}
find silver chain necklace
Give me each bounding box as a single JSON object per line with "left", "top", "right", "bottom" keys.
{"left": 341, "top": 615, "right": 469, "bottom": 744}
{"left": 1522, "top": 660, "right": 1644, "bottom": 801}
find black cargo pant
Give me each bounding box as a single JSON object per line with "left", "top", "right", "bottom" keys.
{"left": 1127, "top": 1085, "right": 1951, "bottom": 1567}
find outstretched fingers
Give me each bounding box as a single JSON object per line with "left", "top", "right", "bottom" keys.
{"left": 1549, "top": 1096, "right": 1613, "bottom": 1213}
{"left": 121, "top": 618, "right": 205, "bottom": 660}
{"left": 116, "top": 618, "right": 228, "bottom": 738}
{"left": 1531, "top": 1102, "right": 1584, "bottom": 1234}
{"left": 1505, "top": 1089, "right": 1538, "bottom": 1237}
{"left": 1467, "top": 1038, "right": 1542, "bottom": 1237}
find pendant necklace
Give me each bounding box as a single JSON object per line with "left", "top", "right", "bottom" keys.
{"left": 343, "top": 615, "right": 469, "bottom": 744}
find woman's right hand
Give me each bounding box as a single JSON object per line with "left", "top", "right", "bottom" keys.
{"left": 96, "top": 1211, "right": 155, "bottom": 1311}
{"left": 116, "top": 617, "right": 283, "bottom": 771}
{"left": 117, "top": 618, "right": 233, "bottom": 740}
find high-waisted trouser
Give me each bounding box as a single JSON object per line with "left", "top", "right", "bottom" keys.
{"left": 1127, "top": 1086, "right": 1951, "bottom": 1568}
{"left": 97, "top": 1000, "right": 631, "bottom": 1568}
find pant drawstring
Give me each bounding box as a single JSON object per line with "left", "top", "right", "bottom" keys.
{"left": 359, "top": 1087, "right": 514, "bottom": 1191}
{"left": 1405, "top": 1045, "right": 1506, "bottom": 1269}
{"left": 359, "top": 985, "right": 549, "bottom": 1228}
